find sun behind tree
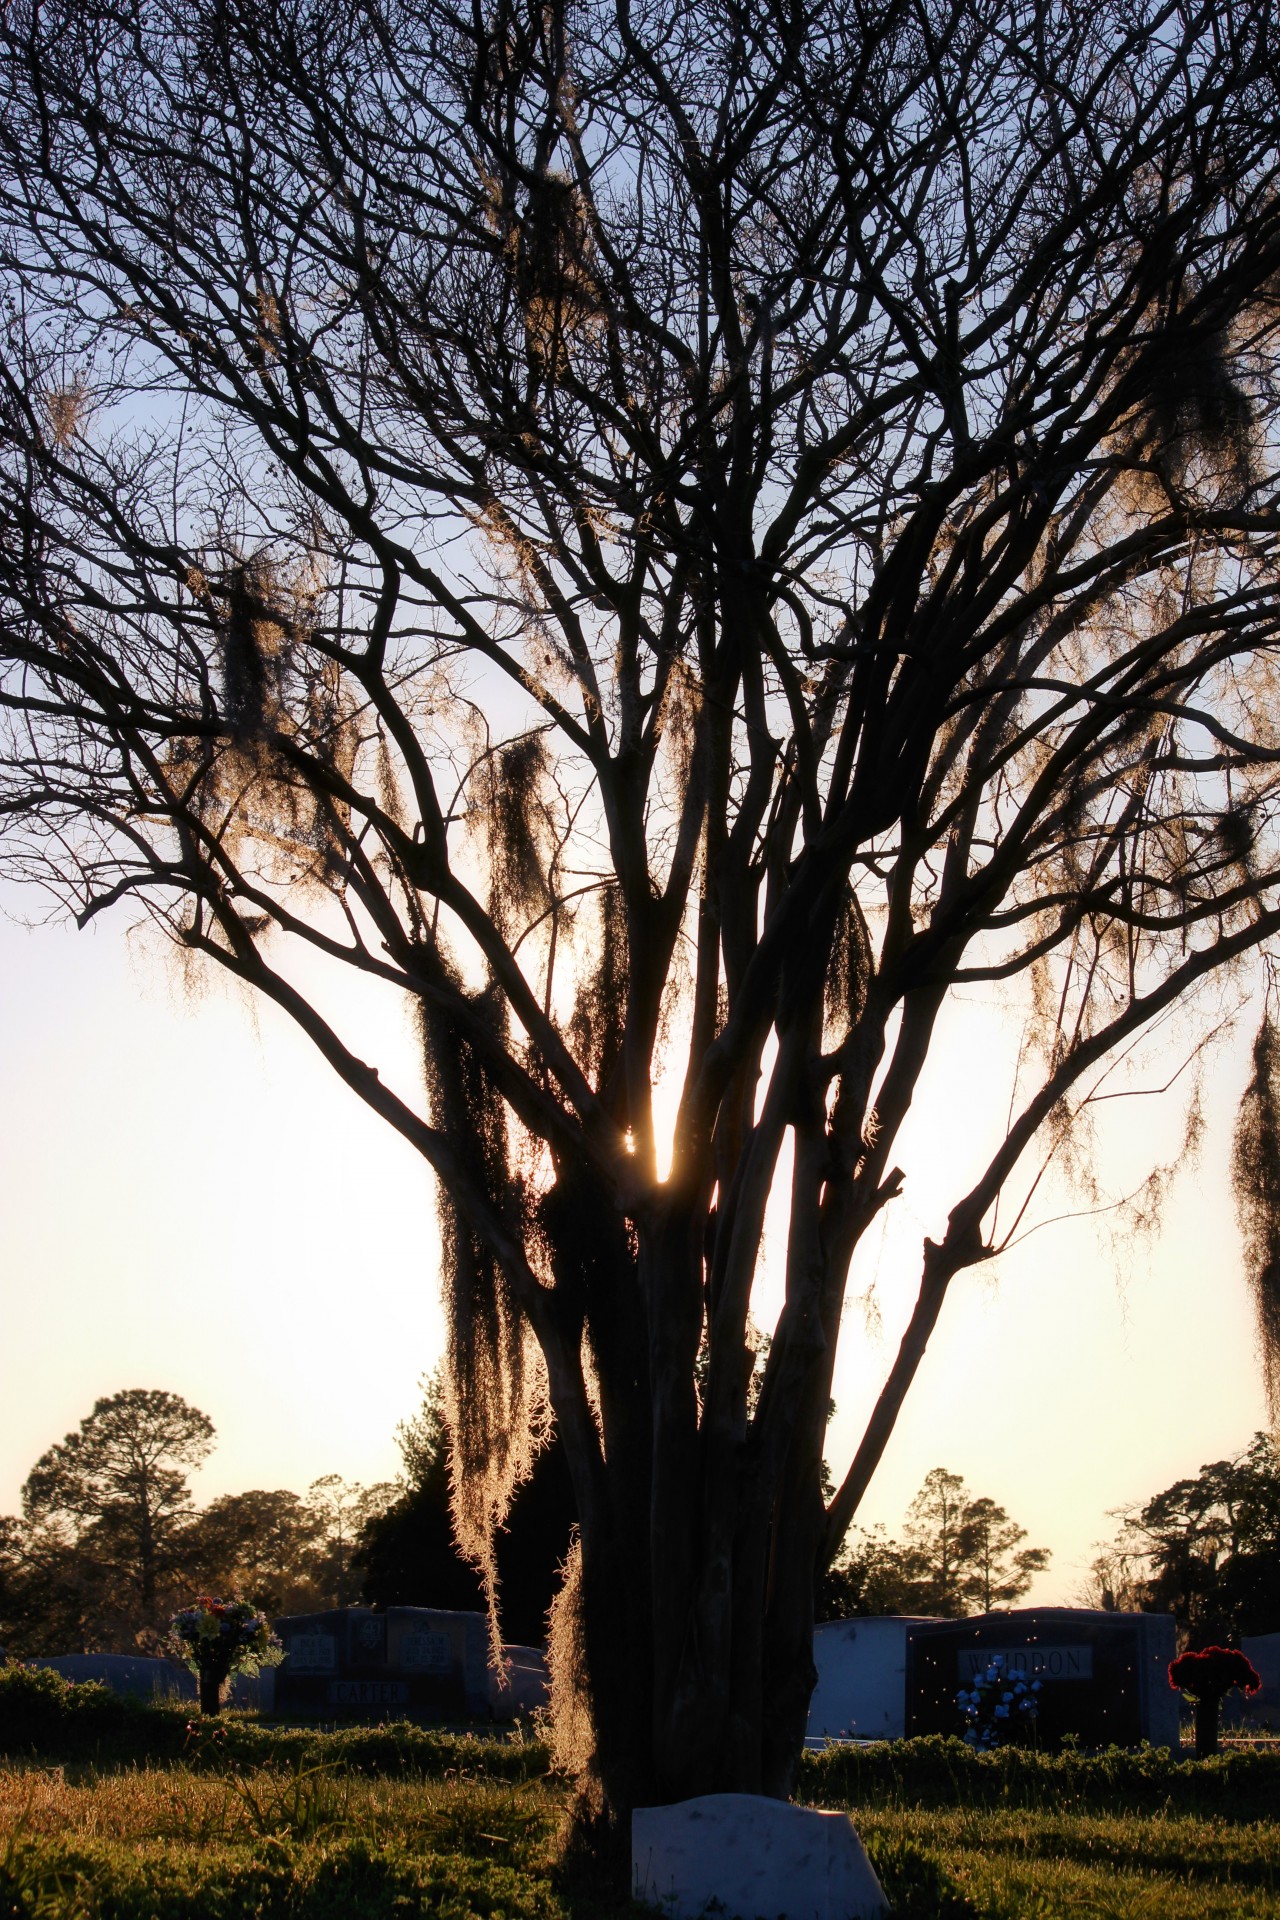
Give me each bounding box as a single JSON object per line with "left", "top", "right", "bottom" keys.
{"left": 2, "top": 0, "right": 1280, "bottom": 1827}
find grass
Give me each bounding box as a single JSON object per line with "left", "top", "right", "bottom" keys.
{"left": 2, "top": 1670, "right": 1278, "bottom": 1917}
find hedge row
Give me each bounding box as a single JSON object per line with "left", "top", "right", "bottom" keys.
{"left": 802, "top": 1730, "right": 1280, "bottom": 1818}
{"left": 0, "top": 1665, "right": 548, "bottom": 1780}
{"left": 4, "top": 1662, "right": 1278, "bottom": 1821}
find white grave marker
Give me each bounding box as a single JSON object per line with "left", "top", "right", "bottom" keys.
{"left": 632, "top": 1792, "right": 887, "bottom": 1920}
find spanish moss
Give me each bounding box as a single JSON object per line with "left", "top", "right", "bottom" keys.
{"left": 1232, "top": 1014, "right": 1280, "bottom": 1424}
{"left": 418, "top": 968, "right": 544, "bottom": 1655}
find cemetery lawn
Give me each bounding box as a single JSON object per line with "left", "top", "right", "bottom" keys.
{"left": 1, "top": 1675, "right": 1278, "bottom": 1917}
{"left": 3, "top": 1752, "right": 1278, "bottom": 1919}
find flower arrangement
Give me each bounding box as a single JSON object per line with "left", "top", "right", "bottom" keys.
{"left": 956, "top": 1654, "right": 1042, "bottom": 1750}
{"left": 168, "top": 1597, "right": 282, "bottom": 1715}
{"left": 1168, "top": 1645, "right": 1261, "bottom": 1758}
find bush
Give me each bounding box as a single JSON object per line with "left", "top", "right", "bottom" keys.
{"left": 802, "top": 1732, "right": 1280, "bottom": 1821}
{"left": 0, "top": 1663, "right": 550, "bottom": 1780}
{"left": 0, "top": 1664, "right": 185, "bottom": 1760}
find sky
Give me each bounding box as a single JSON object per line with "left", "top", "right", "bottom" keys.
{"left": 0, "top": 880, "right": 1271, "bottom": 1609}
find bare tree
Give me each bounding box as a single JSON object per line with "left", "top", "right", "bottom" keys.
{"left": 2, "top": 0, "right": 1280, "bottom": 1820}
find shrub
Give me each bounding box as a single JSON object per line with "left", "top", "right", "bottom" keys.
{"left": 802, "top": 1733, "right": 1280, "bottom": 1821}
{"left": 0, "top": 1663, "right": 551, "bottom": 1780}
{"left": 0, "top": 1664, "right": 181, "bottom": 1757}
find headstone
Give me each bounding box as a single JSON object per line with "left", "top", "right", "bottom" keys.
{"left": 489, "top": 1643, "right": 549, "bottom": 1719}
{"left": 1239, "top": 1632, "right": 1280, "bottom": 1731}
{"left": 28, "top": 1654, "right": 265, "bottom": 1710}
{"left": 272, "top": 1606, "right": 491, "bottom": 1719}
{"left": 806, "top": 1616, "right": 940, "bottom": 1743}
{"left": 632, "top": 1793, "right": 887, "bottom": 1920}
{"left": 29, "top": 1654, "right": 195, "bottom": 1703}
{"left": 906, "top": 1608, "right": 1179, "bottom": 1748}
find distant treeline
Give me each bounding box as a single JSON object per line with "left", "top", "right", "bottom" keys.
{"left": 4, "top": 1383, "right": 1275, "bottom": 1660}
{"left": 0, "top": 1379, "right": 574, "bottom": 1656}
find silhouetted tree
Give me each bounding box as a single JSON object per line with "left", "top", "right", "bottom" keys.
{"left": 184, "top": 1488, "right": 324, "bottom": 1617}
{"left": 818, "top": 1525, "right": 923, "bottom": 1622}
{"left": 0, "top": 1510, "right": 113, "bottom": 1654}
{"left": 2, "top": 0, "right": 1280, "bottom": 1823}
{"left": 957, "top": 1497, "right": 1050, "bottom": 1614}
{"left": 900, "top": 1469, "right": 972, "bottom": 1616}
{"left": 1095, "top": 1434, "right": 1280, "bottom": 1640}
{"left": 21, "top": 1391, "right": 214, "bottom": 1617}
{"left": 822, "top": 1471, "right": 1049, "bottom": 1617}
{"left": 302, "top": 1475, "right": 397, "bottom": 1608}
{"left": 355, "top": 1373, "right": 576, "bottom": 1644}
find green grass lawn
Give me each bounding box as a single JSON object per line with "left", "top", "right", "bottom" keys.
{"left": 1, "top": 1668, "right": 1277, "bottom": 1917}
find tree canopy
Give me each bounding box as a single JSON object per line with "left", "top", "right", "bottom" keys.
{"left": 822, "top": 1467, "right": 1049, "bottom": 1617}
{"left": 19, "top": 1389, "right": 214, "bottom": 1622}
{"left": 0, "top": 1398, "right": 398, "bottom": 1653}
{"left": 2, "top": 0, "right": 1280, "bottom": 1818}
{"left": 1090, "top": 1433, "right": 1280, "bottom": 1640}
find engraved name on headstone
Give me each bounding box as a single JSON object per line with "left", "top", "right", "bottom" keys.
{"left": 328, "top": 1679, "right": 411, "bottom": 1706}
{"left": 957, "top": 1645, "right": 1092, "bottom": 1682}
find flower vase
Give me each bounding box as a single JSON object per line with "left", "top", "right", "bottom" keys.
{"left": 198, "top": 1662, "right": 230, "bottom": 1715}
{"left": 1193, "top": 1695, "right": 1221, "bottom": 1759}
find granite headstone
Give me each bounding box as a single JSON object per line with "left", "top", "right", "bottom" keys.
{"left": 272, "top": 1606, "right": 491, "bottom": 1719}
{"left": 27, "top": 1654, "right": 266, "bottom": 1709}
{"left": 490, "top": 1642, "right": 549, "bottom": 1719}
{"left": 28, "top": 1654, "right": 195, "bottom": 1702}
{"left": 1239, "top": 1631, "right": 1280, "bottom": 1731}
{"left": 906, "top": 1608, "right": 1179, "bottom": 1748}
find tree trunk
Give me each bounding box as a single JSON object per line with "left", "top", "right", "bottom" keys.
{"left": 1193, "top": 1695, "right": 1221, "bottom": 1759}
{"left": 567, "top": 1312, "right": 829, "bottom": 1814}
{"left": 543, "top": 1172, "right": 838, "bottom": 1824}
{"left": 576, "top": 1503, "right": 822, "bottom": 1816}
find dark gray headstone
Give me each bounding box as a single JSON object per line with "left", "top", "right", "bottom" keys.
{"left": 906, "top": 1608, "right": 1178, "bottom": 1749}
{"left": 1239, "top": 1631, "right": 1280, "bottom": 1730}
{"left": 491, "top": 1642, "right": 549, "bottom": 1718}
{"left": 28, "top": 1654, "right": 195, "bottom": 1702}
{"left": 272, "top": 1606, "right": 491, "bottom": 1720}
{"left": 28, "top": 1653, "right": 265, "bottom": 1709}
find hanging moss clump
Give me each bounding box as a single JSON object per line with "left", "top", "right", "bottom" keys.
{"left": 418, "top": 969, "right": 544, "bottom": 1655}
{"left": 1231, "top": 1013, "right": 1280, "bottom": 1424}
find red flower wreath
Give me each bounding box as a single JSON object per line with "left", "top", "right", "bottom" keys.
{"left": 1168, "top": 1647, "right": 1262, "bottom": 1701}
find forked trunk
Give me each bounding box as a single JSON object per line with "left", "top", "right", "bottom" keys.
{"left": 575, "top": 1505, "right": 821, "bottom": 1817}
{"left": 553, "top": 1207, "right": 831, "bottom": 1821}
